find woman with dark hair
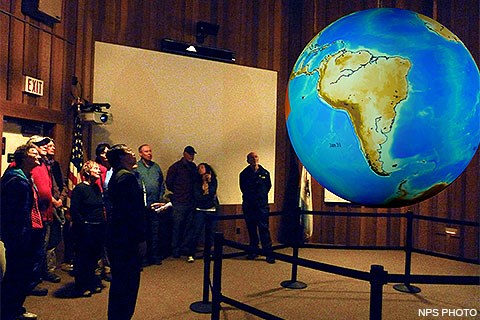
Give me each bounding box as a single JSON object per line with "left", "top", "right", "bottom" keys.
{"left": 1, "top": 143, "right": 41, "bottom": 320}
{"left": 94, "top": 143, "right": 113, "bottom": 281}
{"left": 70, "top": 160, "right": 106, "bottom": 297}
{"left": 94, "top": 143, "right": 111, "bottom": 192}
{"left": 184, "top": 163, "right": 218, "bottom": 263}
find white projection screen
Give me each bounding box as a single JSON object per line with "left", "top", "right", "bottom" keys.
{"left": 92, "top": 41, "right": 277, "bottom": 205}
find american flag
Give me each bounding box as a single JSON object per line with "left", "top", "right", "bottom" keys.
{"left": 66, "top": 114, "right": 84, "bottom": 208}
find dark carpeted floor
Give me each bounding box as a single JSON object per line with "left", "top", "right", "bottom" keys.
{"left": 24, "top": 248, "right": 480, "bottom": 319}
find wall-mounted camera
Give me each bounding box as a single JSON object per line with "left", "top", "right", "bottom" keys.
{"left": 79, "top": 102, "right": 113, "bottom": 125}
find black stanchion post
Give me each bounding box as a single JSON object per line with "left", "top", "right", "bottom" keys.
{"left": 394, "top": 210, "right": 421, "bottom": 294}
{"left": 211, "top": 232, "right": 224, "bottom": 320}
{"left": 369, "top": 264, "right": 387, "bottom": 320}
{"left": 190, "top": 213, "right": 214, "bottom": 313}
{"left": 281, "top": 208, "right": 307, "bottom": 289}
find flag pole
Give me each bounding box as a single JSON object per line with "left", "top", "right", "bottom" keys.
{"left": 66, "top": 108, "right": 84, "bottom": 209}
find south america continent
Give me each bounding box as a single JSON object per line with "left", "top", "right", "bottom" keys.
{"left": 318, "top": 49, "right": 411, "bottom": 176}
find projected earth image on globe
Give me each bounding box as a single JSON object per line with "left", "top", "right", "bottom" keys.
{"left": 286, "top": 8, "right": 480, "bottom": 207}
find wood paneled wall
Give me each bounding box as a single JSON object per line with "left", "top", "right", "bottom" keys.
{"left": 1, "top": 0, "right": 478, "bottom": 260}
{"left": 0, "top": 0, "right": 76, "bottom": 166}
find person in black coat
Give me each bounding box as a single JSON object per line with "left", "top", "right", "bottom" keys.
{"left": 106, "top": 144, "right": 146, "bottom": 320}
{"left": 239, "top": 151, "right": 275, "bottom": 264}
{"left": 70, "top": 160, "right": 105, "bottom": 297}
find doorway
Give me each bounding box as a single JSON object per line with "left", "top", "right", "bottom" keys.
{"left": 1, "top": 117, "right": 53, "bottom": 175}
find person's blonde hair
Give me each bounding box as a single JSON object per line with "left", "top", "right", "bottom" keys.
{"left": 80, "top": 160, "right": 99, "bottom": 178}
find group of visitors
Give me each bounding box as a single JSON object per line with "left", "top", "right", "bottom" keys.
{"left": 1, "top": 136, "right": 69, "bottom": 320}
{"left": 0, "top": 137, "right": 274, "bottom": 320}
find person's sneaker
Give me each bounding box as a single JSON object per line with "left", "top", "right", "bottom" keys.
{"left": 76, "top": 289, "right": 92, "bottom": 298}
{"left": 266, "top": 256, "right": 276, "bottom": 264}
{"left": 16, "top": 311, "right": 38, "bottom": 320}
{"left": 60, "top": 263, "right": 74, "bottom": 272}
{"left": 92, "top": 285, "right": 103, "bottom": 294}
{"left": 43, "top": 272, "right": 61, "bottom": 283}
{"left": 187, "top": 256, "right": 194, "bottom": 263}
{"left": 28, "top": 286, "right": 48, "bottom": 296}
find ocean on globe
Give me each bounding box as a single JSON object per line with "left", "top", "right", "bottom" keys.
{"left": 286, "top": 8, "right": 480, "bottom": 207}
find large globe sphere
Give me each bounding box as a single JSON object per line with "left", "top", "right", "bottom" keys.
{"left": 286, "top": 8, "right": 480, "bottom": 207}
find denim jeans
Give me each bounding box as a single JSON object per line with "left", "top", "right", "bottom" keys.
{"left": 170, "top": 204, "right": 194, "bottom": 256}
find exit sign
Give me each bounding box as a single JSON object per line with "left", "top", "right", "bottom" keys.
{"left": 23, "top": 76, "right": 44, "bottom": 96}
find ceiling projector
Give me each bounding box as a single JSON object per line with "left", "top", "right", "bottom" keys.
{"left": 79, "top": 111, "right": 113, "bottom": 124}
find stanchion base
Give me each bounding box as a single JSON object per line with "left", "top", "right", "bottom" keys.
{"left": 280, "top": 280, "right": 307, "bottom": 289}
{"left": 190, "top": 301, "right": 212, "bottom": 314}
{"left": 393, "top": 283, "right": 421, "bottom": 294}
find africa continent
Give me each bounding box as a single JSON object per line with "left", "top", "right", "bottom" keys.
{"left": 318, "top": 49, "right": 411, "bottom": 176}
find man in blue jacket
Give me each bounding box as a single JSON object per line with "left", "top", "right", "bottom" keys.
{"left": 239, "top": 151, "right": 275, "bottom": 264}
